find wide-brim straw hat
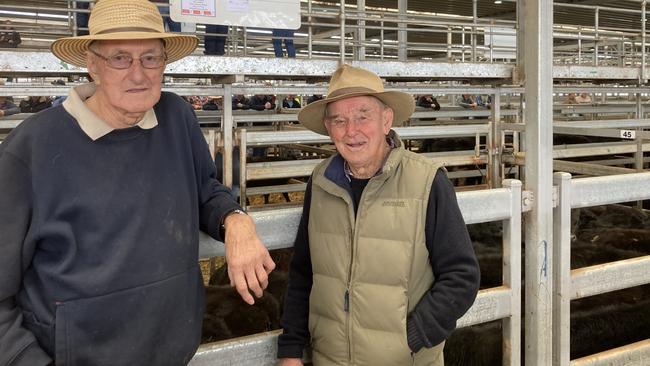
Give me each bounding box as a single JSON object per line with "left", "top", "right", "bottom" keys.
{"left": 51, "top": 0, "right": 198, "bottom": 67}
{"left": 298, "top": 64, "right": 415, "bottom": 136}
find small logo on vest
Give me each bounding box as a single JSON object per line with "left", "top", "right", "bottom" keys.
{"left": 382, "top": 200, "right": 406, "bottom": 207}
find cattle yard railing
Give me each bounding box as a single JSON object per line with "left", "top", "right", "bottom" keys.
{"left": 192, "top": 179, "right": 523, "bottom": 366}
{"left": 553, "top": 172, "right": 650, "bottom": 366}
{"left": 236, "top": 124, "right": 492, "bottom": 205}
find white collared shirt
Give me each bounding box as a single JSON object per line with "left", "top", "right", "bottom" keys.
{"left": 62, "top": 82, "right": 158, "bottom": 141}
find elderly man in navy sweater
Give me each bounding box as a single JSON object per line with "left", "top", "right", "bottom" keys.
{"left": 0, "top": 0, "right": 274, "bottom": 365}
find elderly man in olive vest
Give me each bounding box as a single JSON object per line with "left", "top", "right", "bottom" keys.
{"left": 277, "top": 65, "right": 480, "bottom": 366}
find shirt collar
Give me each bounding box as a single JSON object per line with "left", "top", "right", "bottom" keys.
{"left": 62, "top": 82, "right": 158, "bottom": 141}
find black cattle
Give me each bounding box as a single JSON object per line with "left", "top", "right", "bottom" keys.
{"left": 200, "top": 205, "right": 650, "bottom": 366}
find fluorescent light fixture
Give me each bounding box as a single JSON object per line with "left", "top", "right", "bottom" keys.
{"left": 494, "top": 0, "right": 502, "bottom": 3}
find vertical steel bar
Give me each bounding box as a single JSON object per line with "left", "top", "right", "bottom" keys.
{"left": 308, "top": 0, "right": 313, "bottom": 58}
{"left": 517, "top": 0, "right": 525, "bottom": 79}
{"left": 490, "top": 91, "right": 502, "bottom": 188}
{"left": 502, "top": 179, "right": 522, "bottom": 366}
{"left": 242, "top": 27, "right": 247, "bottom": 57}
{"left": 578, "top": 27, "right": 582, "bottom": 64}
{"left": 222, "top": 83, "right": 234, "bottom": 188}
{"left": 472, "top": 0, "right": 478, "bottom": 62}
{"left": 71, "top": 0, "right": 78, "bottom": 36}
{"left": 340, "top": 0, "right": 346, "bottom": 63}
{"left": 462, "top": 27, "right": 466, "bottom": 62}
{"left": 489, "top": 23, "right": 494, "bottom": 62}
{"left": 636, "top": 93, "right": 644, "bottom": 172}
{"left": 594, "top": 8, "right": 599, "bottom": 66}
{"left": 642, "top": 1, "right": 647, "bottom": 80}
{"left": 447, "top": 26, "right": 453, "bottom": 60}
{"left": 358, "top": 0, "right": 366, "bottom": 60}
{"left": 397, "top": 0, "right": 407, "bottom": 61}
{"left": 523, "top": 0, "right": 554, "bottom": 364}
{"left": 552, "top": 172, "right": 572, "bottom": 366}
{"left": 239, "top": 129, "right": 248, "bottom": 208}
{"left": 380, "top": 20, "right": 385, "bottom": 60}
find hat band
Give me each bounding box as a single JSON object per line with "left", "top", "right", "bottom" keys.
{"left": 96, "top": 26, "right": 162, "bottom": 35}
{"left": 328, "top": 86, "right": 383, "bottom": 99}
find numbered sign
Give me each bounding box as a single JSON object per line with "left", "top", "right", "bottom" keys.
{"left": 170, "top": 0, "right": 301, "bottom": 29}
{"left": 620, "top": 130, "right": 636, "bottom": 139}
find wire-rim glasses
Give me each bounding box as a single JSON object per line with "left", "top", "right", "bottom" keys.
{"left": 89, "top": 48, "right": 167, "bottom": 69}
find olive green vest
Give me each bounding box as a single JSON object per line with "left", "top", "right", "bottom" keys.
{"left": 308, "top": 138, "right": 445, "bottom": 366}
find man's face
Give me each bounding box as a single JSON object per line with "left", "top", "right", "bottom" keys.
{"left": 87, "top": 39, "right": 165, "bottom": 117}
{"left": 324, "top": 95, "right": 393, "bottom": 169}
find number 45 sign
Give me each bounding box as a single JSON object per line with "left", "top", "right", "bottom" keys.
{"left": 169, "top": 0, "right": 301, "bottom": 29}
{"left": 620, "top": 130, "right": 636, "bottom": 139}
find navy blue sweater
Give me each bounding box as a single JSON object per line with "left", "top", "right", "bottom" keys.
{"left": 0, "top": 92, "right": 240, "bottom": 365}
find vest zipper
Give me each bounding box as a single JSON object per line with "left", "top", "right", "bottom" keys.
{"left": 347, "top": 225, "right": 354, "bottom": 363}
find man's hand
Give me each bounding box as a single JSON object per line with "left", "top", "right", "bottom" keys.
{"left": 223, "top": 212, "right": 276, "bottom": 305}
{"left": 278, "top": 358, "right": 304, "bottom": 366}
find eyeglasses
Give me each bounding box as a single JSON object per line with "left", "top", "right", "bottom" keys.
{"left": 325, "top": 116, "right": 373, "bottom": 130}
{"left": 89, "top": 49, "right": 167, "bottom": 69}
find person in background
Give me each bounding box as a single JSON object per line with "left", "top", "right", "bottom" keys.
{"left": 575, "top": 92, "right": 592, "bottom": 104}
{"left": 0, "top": 20, "right": 22, "bottom": 48}
{"left": 248, "top": 94, "right": 276, "bottom": 158}
{"left": 249, "top": 94, "right": 276, "bottom": 111}
{"left": 277, "top": 65, "right": 480, "bottom": 366}
{"left": 282, "top": 94, "right": 301, "bottom": 109}
{"left": 202, "top": 96, "right": 221, "bottom": 110}
{"left": 564, "top": 93, "right": 578, "bottom": 104}
{"left": 272, "top": 29, "right": 296, "bottom": 58}
{"left": 307, "top": 94, "right": 323, "bottom": 104}
{"left": 19, "top": 96, "right": 52, "bottom": 113}
{"left": 232, "top": 94, "right": 250, "bottom": 110}
{"left": 204, "top": 24, "right": 228, "bottom": 55}
{"left": 154, "top": 0, "right": 181, "bottom": 32}
{"left": 0, "top": 96, "right": 20, "bottom": 117}
{"left": 417, "top": 94, "right": 441, "bottom": 111}
{"left": 475, "top": 95, "right": 492, "bottom": 109}
{"left": 457, "top": 94, "right": 478, "bottom": 109}
{"left": 186, "top": 95, "right": 207, "bottom": 110}
{"left": 51, "top": 79, "right": 68, "bottom": 107}
{"left": 0, "top": 0, "right": 274, "bottom": 364}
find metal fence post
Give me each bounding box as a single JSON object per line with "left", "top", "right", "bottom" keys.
{"left": 553, "top": 172, "right": 572, "bottom": 366}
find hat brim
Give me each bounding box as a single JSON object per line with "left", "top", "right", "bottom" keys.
{"left": 51, "top": 32, "right": 199, "bottom": 68}
{"left": 298, "top": 90, "right": 415, "bottom": 136}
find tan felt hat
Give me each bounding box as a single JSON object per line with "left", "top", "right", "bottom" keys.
{"left": 298, "top": 64, "right": 415, "bottom": 135}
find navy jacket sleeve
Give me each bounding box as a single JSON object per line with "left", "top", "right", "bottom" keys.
{"left": 277, "top": 178, "right": 313, "bottom": 359}
{"left": 406, "top": 169, "right": 480, "bottom": 352}
{"left": 0, "top": 149, "right": 52, "bottom": 366}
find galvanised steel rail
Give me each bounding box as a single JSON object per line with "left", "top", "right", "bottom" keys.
{"left": 554, "top": 172, "right": 650, "bottom": 366}
{"left": 194, "top": 181, "right": 523, "bottom": 366}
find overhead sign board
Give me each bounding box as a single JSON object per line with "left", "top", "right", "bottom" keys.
{"left": 169, "top": 0, "right": 301, "bottom": 29}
